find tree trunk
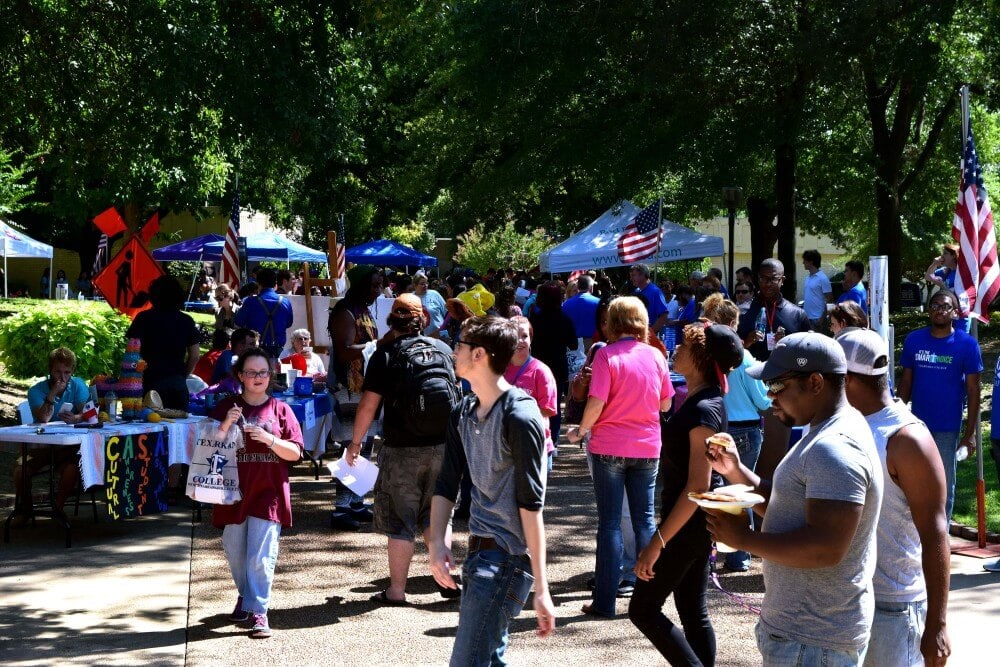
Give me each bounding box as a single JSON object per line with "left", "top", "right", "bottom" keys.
{"left": 775, "top": 141, "right": 798, "bottom": 300}
{"left": 874, "top": 170, "right": 903, "bottom": 311}
{"left": 746, "top": 196, "right": 778, "bottom": 275}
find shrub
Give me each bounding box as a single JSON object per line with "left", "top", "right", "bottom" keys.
{"left": 0, "top": 302, "right": 131, "bottom": 380}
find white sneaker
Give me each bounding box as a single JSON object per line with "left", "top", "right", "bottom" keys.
{"left": 983, "top": 559, "right": 1000, "bottom": 573}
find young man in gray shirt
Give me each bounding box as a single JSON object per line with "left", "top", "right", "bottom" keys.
{"left": 704, "top": 332, "right": 884, "bottom": 666}
{"left": 429, "top": 316, "right": 556, "bottom": 665}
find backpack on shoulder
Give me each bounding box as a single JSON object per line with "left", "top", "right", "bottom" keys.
{"left": 390, "top": 336, "right": 462, "bottom": 440}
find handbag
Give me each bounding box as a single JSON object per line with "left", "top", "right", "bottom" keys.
{"left": 564, "top": 395, "right": 586, "bottom": 425}
{"left": 186, "top": 420, "right": 244, "bottom": 505}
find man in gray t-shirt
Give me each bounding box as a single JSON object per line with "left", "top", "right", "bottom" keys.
{"left": 428, "top": 316, "right": 556, "bottom": 665}
{"left": 704, "top": 332, "right": 883, "bottom": 665}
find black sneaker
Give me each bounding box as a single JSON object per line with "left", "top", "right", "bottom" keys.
{"left": 617, "top": 580, "right": 635, "bottom": 597}
{"left": 330, "top": 511, "right": 360, "bottom": 531}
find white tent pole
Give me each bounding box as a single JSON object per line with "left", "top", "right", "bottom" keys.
{"left": 3, "top": 237, "right": 7, "bottom": 298}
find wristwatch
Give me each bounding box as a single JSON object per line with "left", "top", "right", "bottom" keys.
{"left": 577, "top": 426, "right": 590, "bottom": 437}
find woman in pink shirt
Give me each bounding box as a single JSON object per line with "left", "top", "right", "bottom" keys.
{"left": 568, "top": 296, "right": 673, "bottom": 618}
{"left": 503, "top": 317, "right": 558, "bottom": 468}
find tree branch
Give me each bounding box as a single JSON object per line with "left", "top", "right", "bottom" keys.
{"left": 899, "top": 88, "right": 959, "bottom": 198}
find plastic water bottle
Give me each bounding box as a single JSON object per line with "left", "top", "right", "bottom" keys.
{"left": 957, "top": 445, "right": 969, "bottom": 462}
{"left": 756, "top": 308, "right": 767, "bottom": 339}
{"left": 106, "top": 390, "right": 118, "bottom": 421}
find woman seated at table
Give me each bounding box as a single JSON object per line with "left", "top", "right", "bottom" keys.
{"left": 280, "top": 328, "right": 327, "bottom": 380}
{"left": 13, "top": 347, "right": 90, "bottom": 519}
{"left": 211, "top": 347, "right": 304, "bottom": 639}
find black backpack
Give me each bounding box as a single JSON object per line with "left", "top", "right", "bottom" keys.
{"left": 389, "top": 336, "right": 462, "bottom": 440}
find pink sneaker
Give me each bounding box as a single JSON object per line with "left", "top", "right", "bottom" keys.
{"left": 250, "top": 613, "right": 271, "bottom": 638}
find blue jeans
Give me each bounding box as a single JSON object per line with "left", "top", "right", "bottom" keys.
{"left": 756, "top": 622, "right": 867, "bottom": 667}
{"left": 862, "top": 599, "right": 926, "bottom": 667}
{"left": 589, "top": 453, "right": 658, "bottom": 616}
{"left": 931, "top": 431, "right": 959, "bottom": 520}
{"left": 222, "top": 516, "right": 281, "bottom": 615}
{"left": 724, "top": 425, "right": 763, "bottom": 570}
{"left": 450, "top": 549, "right": 534, "bottom": 667}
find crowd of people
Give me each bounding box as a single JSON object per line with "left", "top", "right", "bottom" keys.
{"left": 16, "top": 245, "right": 985, "bottom": 665}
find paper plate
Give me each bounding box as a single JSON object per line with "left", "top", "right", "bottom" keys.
{"left": 688, "top": 492, "right": 765, "bottom": 512}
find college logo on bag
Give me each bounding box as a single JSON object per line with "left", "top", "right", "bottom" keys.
{"left": 186, "top": 421, "right": 244, "bottom": 505}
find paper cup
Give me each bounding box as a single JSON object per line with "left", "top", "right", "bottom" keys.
{"left": 285, "top": 368, "right": 299, "bottom": 386}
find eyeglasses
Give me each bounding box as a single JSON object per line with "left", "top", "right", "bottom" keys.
{"left": 760, "top": 275, "right": 784, "bottom": 285}
{"left": 240, "top": 370, "right": 272, "bottom": 379}
{"left": 929, "top": 303, "right": 954, "bottom": 312}
{"left": 765, "top": 374, "right": 803, "bottom": 395}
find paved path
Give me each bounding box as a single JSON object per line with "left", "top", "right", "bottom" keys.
{"left": 1, "top": 444, "right": 998, "bottom": 665}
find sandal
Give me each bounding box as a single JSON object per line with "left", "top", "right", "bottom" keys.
{"left": 370, "top": 590, "right": 409, "bottom": 606}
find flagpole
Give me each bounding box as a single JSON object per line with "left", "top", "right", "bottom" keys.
{"left": 652, "top": 198, "right": 664, "bottom": 283}
{"left": 960, "top": 85, "right": 988, "bottom": 548}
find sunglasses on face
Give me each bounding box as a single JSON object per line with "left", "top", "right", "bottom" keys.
{"left": 765, "top": 374, "right": 804, "bottom": 395}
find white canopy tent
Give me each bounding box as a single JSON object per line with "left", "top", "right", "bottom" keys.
{"left": 538, "top": 201, "right": 725, "bottom": 273}
{"left": 1, "top": 220, "right": 53, "bottom": 297}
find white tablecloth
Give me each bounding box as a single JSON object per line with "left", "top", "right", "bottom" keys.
{"left": 0, "top": 422, "right": 168, "bottom": 489}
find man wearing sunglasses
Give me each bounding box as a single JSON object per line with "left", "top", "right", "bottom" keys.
{"left": 897, "top": 289, "right": 982, "bottom": 522}
{"left": 704, "top": 332, "right": 883, "bottom": 666}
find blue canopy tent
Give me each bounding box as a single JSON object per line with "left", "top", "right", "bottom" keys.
{"left": 1, "top": 219, "right": 54, "bottom": 297}
{"left": 345, "top": 239, "right": 437, "bottom": 267}
{"left": 152, "top": 232, "right": 327, "bottom": 263}
{"left": 151, "top": 233, "right": 225, "bottom": 261}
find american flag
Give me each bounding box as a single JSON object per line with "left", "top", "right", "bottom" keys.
{"left": 92, "top": 234, "right": 109, "bottom": 275}
{"left": 952, "top": 126, "right": 999, "bottom": 322}
{"left": 334, "top": 214, "right": 346, "bottom": 280}
{"left": 617, "top": 200, "right": 662, "bottom": 263}
{"left": 221, "top": 182, "right": 241, "bottom": 289}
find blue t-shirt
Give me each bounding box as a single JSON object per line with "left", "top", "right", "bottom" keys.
{"left": 675, "top": 299, "right": 697, "bottom": 338}
{"left": 901, "top": 327, "right": 982, "bottom": 432}
{"left": 934, "top": 267, "right": 956, "bottom": 289}
{"left": 561, "top": 293, "right": 600, "bottom": 339}
{"left": 211, "top": 349, "right": 236, "bottom": 384}
{"left": 837, "top": 283, "right": 868, "bottom": 314}
{"left": 234, "top": 288, "right": 294, "bottom": 348}
{"left": 635, "top": 282, "right": 668, "bottom": 324}
{"left": 992, "top": 356, "right": 1000, "bottom": 441}
{"left": 27, "top": 376, "right": 90, "bottom": 416}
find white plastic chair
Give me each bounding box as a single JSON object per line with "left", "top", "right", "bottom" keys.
{"left": 17, "top": 400, "right": 32, "bottom": 425}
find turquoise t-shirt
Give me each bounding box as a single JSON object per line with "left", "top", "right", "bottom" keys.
{"left": 27, "top": 376, "right": 90, "bottom": 417}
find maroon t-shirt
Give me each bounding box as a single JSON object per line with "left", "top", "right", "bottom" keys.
{"left": 210, "top": 395, "right": 304, "bottom": 528}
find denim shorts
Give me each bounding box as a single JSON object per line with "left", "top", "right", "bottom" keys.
{"left": 862, "top": 599, "right": 926, "bottom": 667}
{"left": 756, "top": 622, "right": 866, "bottom": 667}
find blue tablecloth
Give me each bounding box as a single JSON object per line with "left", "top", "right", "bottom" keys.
{"left": 184, "top": 301, "right": 216, "bottom": 314}
{"left": 189, "top": 391, "right": 333, "bottom": 424}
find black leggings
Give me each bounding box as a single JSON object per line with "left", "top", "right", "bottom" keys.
{"left": 628, "top": 534, "right": 715, "bottom": 666}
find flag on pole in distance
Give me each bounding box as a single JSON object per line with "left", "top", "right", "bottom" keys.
{"left": 334, "top": 243, "right": 346, "bottom": 280}
{"left": 616, "top": 200, "right": 662, "bottom": 264}
{"left": 952, "top": 126, "right": 999, "bottom": 322}
{"left": 221, "top": 185, "right": 241, "bottom": 289}
{"left": 92, "top": 233, "right": 109, "bottom": 275}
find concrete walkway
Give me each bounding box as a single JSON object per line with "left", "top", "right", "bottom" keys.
{"left": 1, "top": 444, "right": 998, "bottom": 666}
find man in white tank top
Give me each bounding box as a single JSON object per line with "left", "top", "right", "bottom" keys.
{"left": 839, "top": 329, "right": 951, "bottom": 666}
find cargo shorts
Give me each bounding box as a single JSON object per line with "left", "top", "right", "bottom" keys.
{"left": 374, "top": 444, "right": 445, "bottom": 540}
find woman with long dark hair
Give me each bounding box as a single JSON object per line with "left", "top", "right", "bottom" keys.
{"left": 629, "top": 321, "right": 743, "bottom": 666}
{"left": 529, "top": 281, "right": 578, "bottom": 440}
